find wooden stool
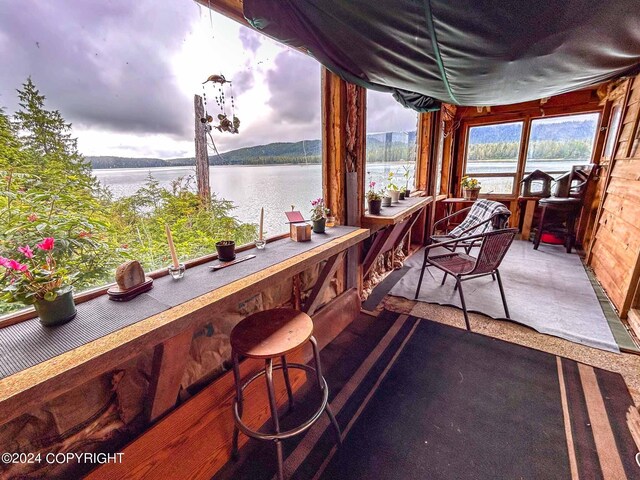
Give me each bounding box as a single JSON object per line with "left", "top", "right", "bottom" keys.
{"left": 230, "top": 308, "right": 341, "bottom": 480}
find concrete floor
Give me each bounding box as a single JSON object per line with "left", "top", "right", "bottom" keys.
{"left": 382, "top": 295, "right": 640, "bottom": 406}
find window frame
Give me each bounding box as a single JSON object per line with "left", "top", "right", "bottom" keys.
{"left": 460, "top": 110, "right": 602, "bottom": 199}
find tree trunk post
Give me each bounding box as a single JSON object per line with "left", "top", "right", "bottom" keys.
{"left": 194, "top": 94, "right": 211, "bottom": 206}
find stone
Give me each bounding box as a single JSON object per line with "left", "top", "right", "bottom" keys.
{"left": 115, "top": 260, "right": 146, "bottom": 290}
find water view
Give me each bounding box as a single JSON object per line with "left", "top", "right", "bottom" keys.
{"left": 94, "top": 163, "right": 404, "bottom": 236}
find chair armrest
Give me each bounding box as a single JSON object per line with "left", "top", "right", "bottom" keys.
{"left": 432, "top": 206, "right": 473, "bottom": 232}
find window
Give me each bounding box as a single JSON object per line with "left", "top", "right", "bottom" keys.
{"left": 0, "top": 6, "right": 322, "bottom": 316}
{"left": 463, "top": 112, "right": 600, "bottom": 197}
{"left": 524, "top": 113, "right": 599, "bottom": 175}
{"left": 464, "top": 121, "right": 523, "bottom": 195}
{"left": 365, "top": 90, "right": 418, "bottom": 195}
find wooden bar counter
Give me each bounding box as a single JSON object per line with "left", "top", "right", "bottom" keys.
{"left": 0, "top": 226, "right": 369, "bottom": 427}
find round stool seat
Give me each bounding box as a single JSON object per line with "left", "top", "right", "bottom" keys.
{"left": 230, "top": 308, "right": 313, "bottom": 359}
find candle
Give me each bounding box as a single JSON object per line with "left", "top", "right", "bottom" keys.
{"left": 165, "top": 224, "right": 180, "bottom": 268}
{"left": 259, "top": 207, "right": 264, "bottom": 240}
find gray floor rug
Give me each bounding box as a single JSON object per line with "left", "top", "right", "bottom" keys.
{"left": 389, "top": 240, "right": 620, "bottom": 353}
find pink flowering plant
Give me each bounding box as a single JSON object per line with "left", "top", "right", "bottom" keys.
{"left": 366, "top": 181, "right": 383, "bottom": 202}
{"left": 310, "top": 198, "right": 330, "bottom": 221}
{"left": 0, "top": 237, "right": 77, "bottom": 305}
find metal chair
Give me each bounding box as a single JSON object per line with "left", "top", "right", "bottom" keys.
{"left": 432, "top": 199, "right": 511, "bottom": 253}
{"left": 415, "top": 228, "right": 518, "bottom": 330}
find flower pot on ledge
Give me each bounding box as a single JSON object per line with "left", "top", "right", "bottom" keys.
{"left": 35, "top": 288, "right": 77, "bottom": 327}
{"left": 368, "top": 199, "right": 382, "bottom": 215}
{"left": 463, "top": 188, "right": 480, "bottom": 201}
{"left": 312, "top": 218, "right": 326, "bottom": 233}
{"left": 388, "top": 190, "right": 401, "bottom": 204}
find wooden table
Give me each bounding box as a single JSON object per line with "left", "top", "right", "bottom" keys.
{"left": 0, "top": 227, "right": 369, "bottom": 425}
{"left": 361, "top": 196, "right": 433, "bottom": 276}
{"left": 518, "top": 196, "right": 542, "bottom": 241}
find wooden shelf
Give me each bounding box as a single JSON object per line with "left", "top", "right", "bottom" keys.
{"left": 362, "top": 196, "right": 433, "bottom": 227}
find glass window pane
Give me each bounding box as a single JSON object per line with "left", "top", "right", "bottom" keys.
{"left": 524, "top": 113, "right": 599, "bottom": 173}
{"left": 366, "top": 91, "right": 417, "bottom": 194}
{"left": 465, "top": 122, "right": 523, "bottom": 175}
{"left": 476, "top": 177, "right": 514, "bottom": 195}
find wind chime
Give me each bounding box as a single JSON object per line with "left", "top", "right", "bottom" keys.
{"left": 201, "top": 74, "right": 240, "bottom": 134}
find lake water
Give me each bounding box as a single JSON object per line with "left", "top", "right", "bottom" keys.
{"left": 94, "top": 164, "right": 399, "bottom": 236}
{"left": 94, "top": 159, "right": 582, "bottom": 234}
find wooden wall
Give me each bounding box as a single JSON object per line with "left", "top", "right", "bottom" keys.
{"left": 588, "top": 74, "right": 640, "bottom": 320}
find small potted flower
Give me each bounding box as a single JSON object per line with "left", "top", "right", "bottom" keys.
{"left": 366, "top": 181, "right": 383, "bottom": 215}
{"left": 461, "top": 176, "right": 482, "bottom": 200}
{"left": 310, "top": 198, "right": 330, "bottom": 233}
{"left": 402, "top": 162, "right": 413, "bottom": 197}
{"left": 386, "top": 172, "right": 401, "bottom": 204}
{"left": 0, "top": 237, "right": 78, "bottom": 326}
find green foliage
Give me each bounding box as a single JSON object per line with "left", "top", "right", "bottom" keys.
{"left": 0, "top": 78, "right": 256, "bottom": 315}
{"left": 109, "top": 175, "right": 256, "bottom": 271}
{"left": 468, "top": 140, "right": 593, "bottom": 161}
{"left": 0, "top": 238, "right": 78, "bottom": 305}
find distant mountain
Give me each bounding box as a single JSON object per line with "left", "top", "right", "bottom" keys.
{"left": 470, "top": 119, "right": 598, "bottom": 144}
{"left": 88, "top": 133, "right": 413, "bottom": 169}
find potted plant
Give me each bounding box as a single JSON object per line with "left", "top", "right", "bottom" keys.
{"left": 382, "top": 195, "right": 392, "bottom": 207}
{"left": 402, "top": 163, "right": 413, "bottom": 197}
{"left": 366, "top": 181, "right": 383, "bottom": 215}
{"left": 215, "top": 240, "right": 236, "bottom": 261}
{"left": 310, "top": 198, "right": 330, "bottom": 233}
{"left": 386, "top": 172, "right": 401, "bottom": 204}
{"left": 0, "top": 237, "right": 78, "bottom": 326}
{"left": 461, "top": 176, "right": 482, "bottom": 200}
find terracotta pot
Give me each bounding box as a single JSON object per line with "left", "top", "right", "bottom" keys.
{"left": 35, "top": 289, "right": 77, "bottom": 327}
{"left": 368, "top": 199, "right": 382, "bottom": 215}
{"left": 388, "top": 190, "right": 401, "bottom": 203}
{"left": 216, "top": 240, "right": 236, "bottom": 261}
{"left": 463, "top": 188, "right": 480, "bottom": 200}
{"left": 312, "top": 218, "right": 326, "bottom": 233}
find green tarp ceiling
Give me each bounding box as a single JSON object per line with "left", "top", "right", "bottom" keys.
{"left": 243, "top": 0, "right": 640, "bottom": 111}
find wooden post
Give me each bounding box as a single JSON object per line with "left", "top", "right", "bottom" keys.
{"left": 194, "top": 95, "right": 211, "bottom": 206}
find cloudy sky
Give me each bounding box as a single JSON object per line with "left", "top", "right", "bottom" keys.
{"left": 0, "top": 0, "right": 417, "bottom": 159}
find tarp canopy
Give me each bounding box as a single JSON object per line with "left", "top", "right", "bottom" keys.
{"left": 244, "top": 0, "right": 640, "bottom": 111}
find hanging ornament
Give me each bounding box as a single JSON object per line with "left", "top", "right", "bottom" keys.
{"left": 201, "top": 73, "right": 240, "bottom": 135}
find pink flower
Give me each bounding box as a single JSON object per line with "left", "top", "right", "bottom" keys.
{"left": 369, "top": 181, "right": 376, "bottom": 189}
{"left": 18, "top": 245, "right": 34, "bottom": 259}
{"left": 27, "top": 213, "right": 38, "bottom": 222}
{"left": 0, "top": 256, "right": 9, "bottom": 268}
{"left": 37, "top": 237, "right": 55, "bottom": 251}
{"left": 7, "top": 259, "right": 28, "bottom": 272}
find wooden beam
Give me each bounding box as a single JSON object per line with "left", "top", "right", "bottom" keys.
{"left": 303, "top": 251, "right": 345, "bottom": 316}
{"left": 146, "top": 328, "right": 194, "bottom": 423}
{"left": 362, "top": 227, "right": 394, "bottom": 277}
{"left": 322, "top": 69, "right": 347, "bottom": 225}
{"left": 193, "top": 0, "right": 245, "bottom": 26}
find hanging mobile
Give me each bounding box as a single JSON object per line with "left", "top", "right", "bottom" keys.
{"left": 201, "top": 73, "right": 240, "bottom": 134}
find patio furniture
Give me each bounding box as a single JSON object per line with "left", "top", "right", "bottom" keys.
{"left": 415, "top": 228, "right": 519, "bottom": 330}
{"left": 534, "top": 164, "right": 594, "bottom": 253}
{"left": 432, "top": 199, "right": 511, "bottom": 253}
{"left": 230, "top": 308, "right": 341, "bottom": 480}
